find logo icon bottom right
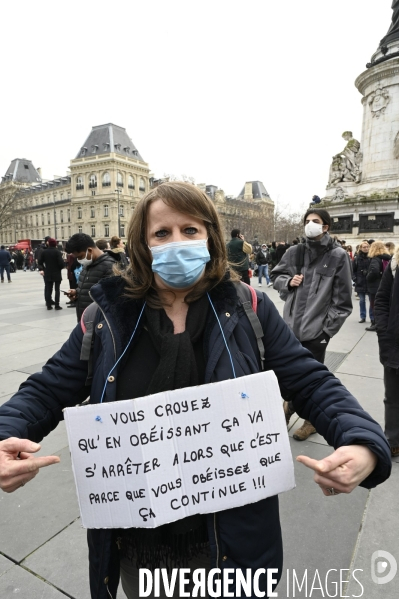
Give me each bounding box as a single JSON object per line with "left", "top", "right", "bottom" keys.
{"left": 371, "top": 550, "right": 397, "bottom": 585}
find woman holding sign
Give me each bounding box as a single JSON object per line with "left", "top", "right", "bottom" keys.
{"left": 0, "top": 181, "right": 391, "bottom": 599}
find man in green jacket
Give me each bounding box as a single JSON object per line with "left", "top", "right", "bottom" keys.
{"left": 227, "top": 228, "right": 252, "bottom": 285}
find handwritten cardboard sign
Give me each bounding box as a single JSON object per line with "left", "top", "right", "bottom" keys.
{"left": 64, "top": 371, "right": 295, "bottom": 529}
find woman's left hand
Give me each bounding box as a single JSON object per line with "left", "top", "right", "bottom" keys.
{"left": 296, "top": 445, "right": 378, "bottom": 497}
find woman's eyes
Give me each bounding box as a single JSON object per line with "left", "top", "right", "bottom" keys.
{"left": 154, "top": 227, "right": 198, "bottom": 238}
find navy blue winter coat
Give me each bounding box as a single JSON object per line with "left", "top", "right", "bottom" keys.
{"left": 0, "top": 276, "right": 391, "bottom": 599}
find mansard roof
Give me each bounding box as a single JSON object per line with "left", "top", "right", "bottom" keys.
{"left": 237, "top": 181, "right": 272, "bottom": 201}
{"left": 76, "top": 123, "right": 144, "bottom": 161}
{"left": 2, "top": 159, "right": 42, "bottom": 184}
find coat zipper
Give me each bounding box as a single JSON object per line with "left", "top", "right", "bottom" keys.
{"left": 88, "top": 291, "right": 117, "bottom": 360}
{"left": 105, "top": 584, "right": 115, "bottom": 599}
{"left": 214, "top": 513, "right": 221, "bottom": 571}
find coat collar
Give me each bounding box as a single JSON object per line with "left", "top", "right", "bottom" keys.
{"left": 90, "top": 274, "right": 240, "bottom": 353}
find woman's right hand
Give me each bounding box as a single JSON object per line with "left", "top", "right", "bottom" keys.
{"left": 66, "top": 289, "right": 77, "bottom": 299}
{"left": 0, "top": 438, "right": 60, "bottom": 493}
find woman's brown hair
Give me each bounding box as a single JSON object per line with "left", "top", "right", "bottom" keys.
{"left": 110, "top": 236, "right": 121, "bottom": 249}
{"left": 121, "top": 181, "right": 237, "bottom": 307}
{"left": 368, "top": 241, "right": 389, "bottom": 258}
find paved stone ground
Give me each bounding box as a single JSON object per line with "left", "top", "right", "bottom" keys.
{"left": 0, "top": 272, "right": 397, "bottom": 598}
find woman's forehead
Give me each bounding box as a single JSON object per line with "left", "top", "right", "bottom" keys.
{"left": 147, "top": 199, "right": 203, "bottom": 225}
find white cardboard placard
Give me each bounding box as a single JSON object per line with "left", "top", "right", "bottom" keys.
{"left": 64, "top": 371, "right": 295, "bottom": 529}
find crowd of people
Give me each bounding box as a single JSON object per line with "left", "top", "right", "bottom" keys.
{"left": 225, "top": 210, "right": 398, "bottom": 458}
{"left": 0, "top": 188, "right": 397, "bottom": 598}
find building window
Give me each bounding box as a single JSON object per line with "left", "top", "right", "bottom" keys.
{"left": 104, "top": 204, "right": 109, "bottom": 217}
{"left": 36, "top": 214, "right": 39, "bottom": 226}
{"left": 105, "top": 224, "right": 109, "bottom": 237}
{"left": 128, "top": 175, "right": 135, "bottom": 189}
{"left": 61, "top": 193, "right": 64, "bottom": 201}
{"left": 117, "top": 172, "right": 123, "bottom": 187}
{"left": 102, "top": 172, "right": 111, "bottom": 187}
{"left": 76, "top": 176, "right": 84, "bottom": 191}
{"left": 42, "top": 229, "right": 45, "bottom": 237}
{"left": 48, "top": 228, "right": 51, "bottom": 236}
{"left": 30, "top": 215, "right": 33, "bottom": 225}
{"left": 91, "top": 145, "right": 98, "bottom": 154}
{"left": 91, "top": 225, "right": 96, "bottom": 237}
{"left": 41, "top": 213, "right": 44, "bottom": 225}
{"left": 91, "top": 190, "right": 96, "bottom": 196}
{"left": 67, "top": 208, "right": 71, "bottom": 222}
{"left": 119, "top": 205, "right": 124, "bottom": 217}
{"left": 47, "top": 212, "right": 51, "bottom": 225}
{"left": 68, "top": 226, "right": 71, "bottom": 237}
{"left": 120, "top": 224, "right": 125, "bottom": 237}
{"left": 78, "top": 207, "right": 82, "bottom": 219}
{"left": 61, "top": 227, "right": 64, "bottom": 238}
{"left": 139, "top": 177, "right": 145, "bottom": 192}
{"left": 78, "top": 225, "right": 83, "bottom": 234}
{"left": 90, "top": 206, "right": 95, "bottom": 218}
{"left": 68, "top": 191, "right": 71, "bottom": 200}
{"left": 80, "top": 147, "right": 87, "bottom": 157}
{"left": 89, "top": 174, "right": 97, "bottom": 189}
{"left": 60, "top": 210, "right": 64, "bottom": 223}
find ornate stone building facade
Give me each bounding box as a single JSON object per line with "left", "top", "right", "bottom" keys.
{"left": 0, "top": 124, "right": 151, "bottom": 245}
{"left": 321, "top": 5, "right": 399, "bottom": 243}
{"left": 200, "top": 181, "right": 274, "bottom": 243}
{"left": 0, "top": 125, "right": 274, "bottom": 247}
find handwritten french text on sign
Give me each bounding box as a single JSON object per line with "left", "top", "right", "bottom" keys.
{"left": 64, "top": 371, "right": 295, "bottom": 529}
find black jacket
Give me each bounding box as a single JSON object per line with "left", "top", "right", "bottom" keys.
{"left": 366, "top": 253, "right": 391, "bottom": 294}
{"left": 275, "top": 244, "right": 287, "bottom": 263}
{"left": 374, "top": 262, "right": 399, "bottom": 369}
{"left": 0, "top": 276, "right": 391, "bottom": 599}
{"left": 75, "top": 253, "right": 116, "bottom": 320}
{"left": 352, "top": 252, "right": 371, "bottom": 293}
{"left": 38, "top": 248, "right": 65, "bottom": 282}
{"left": 255, "top": 249, "right": 271, "bottom": 266}
{"left": 105, "top": 249, "right": 128, "bottom": 269}
{"left": 0, "top": 249, "right": 12, "bottom": 267}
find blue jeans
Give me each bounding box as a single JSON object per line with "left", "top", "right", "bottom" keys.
{"left": 358, "top": 292, "right": 374, "bottom": 321}
{"left": 258, "top": 264, "right": 270, "bottom": 285}
{"left": 0, "top": 264, "right": 11, "bottom": 281}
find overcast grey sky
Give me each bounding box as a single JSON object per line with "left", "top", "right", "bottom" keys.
{"left": 0, "top": 1, "right": 392, "bottom": 209}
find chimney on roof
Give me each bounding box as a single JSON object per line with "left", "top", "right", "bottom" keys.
{"left": 37, "top": 167, "right": 42, "bottom": 178}
{"left": 244, "top": 182, "right": 253, "bottom": 202}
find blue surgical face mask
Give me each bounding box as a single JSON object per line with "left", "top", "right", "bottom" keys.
{"left": 150, "top": 239, "right": 211, "bottom": 289}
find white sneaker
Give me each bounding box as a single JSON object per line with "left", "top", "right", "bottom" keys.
{"left": 267, "top": 283, "right": 273, "bottom": 287}
{"left": 258, "top": 283, "right": 262, "bottom": 287}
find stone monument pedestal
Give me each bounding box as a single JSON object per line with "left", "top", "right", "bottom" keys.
{"left": 321, "top": 7, "right": 399, "bottom": 244}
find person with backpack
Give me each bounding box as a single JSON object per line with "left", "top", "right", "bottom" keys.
{"left": 352, "top": 241, "right": 373, "bottom": 323}
{"left": 271, "top": 208, "right": 353, "bottom": 440}
{"left": 256, "top": 244, "right": 272, "bottom": 287}
{"left": 64, "top": 233, "right": 117, "bottom": 321}
{"left": 365, "top": 241, "right": 392, "bottom": 332}
{"left": 226, "top": 228, "right": 252, "bottom": 284}
{"left": 374, "top": 245, "right": 399, "bottom": 458}
{"left": 0, "top": 184, "right": 390, "bottom": 599}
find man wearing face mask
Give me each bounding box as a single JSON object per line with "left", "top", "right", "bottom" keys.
{"left": 271, "top": 208, "right": 353, "bottom": 440}
{"left": 65, "top": 233, "right": 117, "bottom": 321}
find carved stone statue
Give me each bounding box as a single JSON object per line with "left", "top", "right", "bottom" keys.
{"left": 328, "top": 132, "right": 362, "bottom": 186}
{"left": 387, "top": 1, "right": 399, "bottom": 37}
{"left": 368, "top": 86, "right": 390, "bottom": 118}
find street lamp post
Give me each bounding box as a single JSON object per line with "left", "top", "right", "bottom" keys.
{"left": 53, "top": 194, "right": 57, "bottom": 239}
{"left": 115, "top": 188, "right": 121, "bottom": 237}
